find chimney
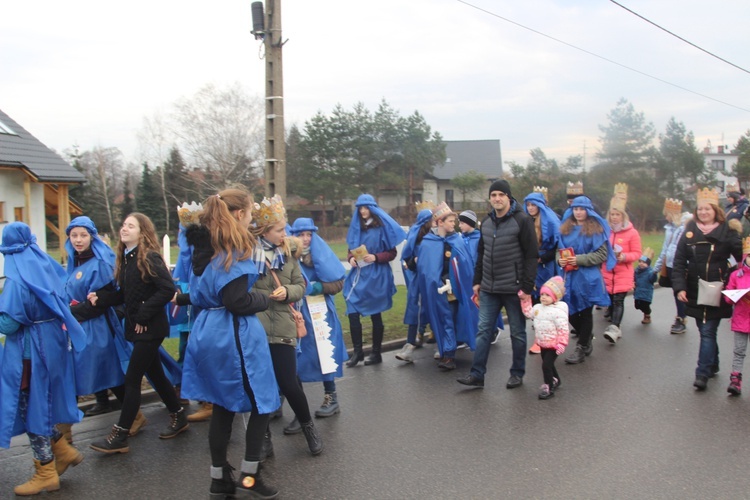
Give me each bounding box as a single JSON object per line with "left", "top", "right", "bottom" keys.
{"left": 718, "top": 145, "right": 725, "bottom": 154}
{"left": 703, "top": 147, "right": 710, "bottom": 154}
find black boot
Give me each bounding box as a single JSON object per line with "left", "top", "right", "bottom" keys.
{"left": 261, "top": 431, "right": 274, "bottom": 462}
{"left": 347, "top": 313, "right": 365, "bottom": 367}
{"left": 346, "top": 350, "right": 364, "bottom": 368}
{"left": 90, "top": 425, "right": 129, "bottom": 454}
{"left": 210, "top": 463, "right": 236, "bottom": 499}
{"left": 159, "top": 407, "right": 190, "bottom": 439}
{"left": 236, "top": 461, "right": 279, "bottom": 499}
{"left": 364, "top": 351, "right": 382, "bottom": 365}
{"left": 365, "top": 315, "right": 384, "bottom": 366}
{"left": 301, "top": 421, "right": 324, "bottom": 456}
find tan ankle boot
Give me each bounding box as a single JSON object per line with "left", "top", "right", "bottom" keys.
{"left": 56, "top": 423, "right": 73, "bottom": 444}
{"left": 129, "top": 411, "right": 148, "bottom": 437}
{"left": 187, "top": 402, "right": 213, "bottom": 422}
{"left": 52, "top": 436, "right": 83, "bottom": 476}
{"left": 14, "top": 459, "right": 60, "bottom": 496}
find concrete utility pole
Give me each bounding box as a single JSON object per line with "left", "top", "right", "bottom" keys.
{"left": 261, "top": 0, "right": 286, "bottom": 199}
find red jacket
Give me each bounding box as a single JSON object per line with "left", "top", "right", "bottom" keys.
{"left": 601, "top": 222, "right": 642, "bottom": 295}
{"left": 725, "top": 261, "right": 750, "bottom": 334}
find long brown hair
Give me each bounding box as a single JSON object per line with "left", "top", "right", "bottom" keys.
{"left": 115, "top": 212, "right": 163, "bottom": 283}
{"left": 200, "top": 188, "right": 256, "bottom": 271}
{"left": 560, "top": 215, "right": 604, "bottom": 236}
{"left": 693, "top": 202, "right": 726, "bottom": 224}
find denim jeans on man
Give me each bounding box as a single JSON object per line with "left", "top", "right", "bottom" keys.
{"left": 470, "top": 291, "right": 527, "bottom": 380}
{"left": 696, "top": 317, "right": 721, "bottom": 378}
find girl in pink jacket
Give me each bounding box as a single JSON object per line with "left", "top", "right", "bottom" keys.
{"left": 724, "top": 239, "right": 750, "bottom": 396}
{"left": 522, "top": 276, "right": 569, "bottom": 400}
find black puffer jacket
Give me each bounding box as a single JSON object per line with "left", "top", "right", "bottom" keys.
{"left": 96, "top": 247, "right": 176, "bottom": 342}
{"left": 672, "top": 220, "right": 742, "bottom": 320}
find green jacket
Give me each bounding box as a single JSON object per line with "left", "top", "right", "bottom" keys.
{"left": 253, "top": 254, "right": 306, "bottom": 347}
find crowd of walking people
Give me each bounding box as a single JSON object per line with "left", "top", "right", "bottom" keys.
{"left": 1, "top": 178, "right": 748, "bottom": 498}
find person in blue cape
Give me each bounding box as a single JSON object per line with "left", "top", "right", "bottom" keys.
{"left": 395, "top": 208, "right": 434, "bottom": 363}
{"left": 524, "top": 190, "right": 561, "bottom": 354}
{"left": 557, "top": 196, "right": 616, "bottom": 364}
{"left": 290, "top": 218, "right": 348, "bottom": 418}
{"left": 64, "top": 216, "right": 146, "bottom": 434}
{"left": 176, "top": 188, "right": 279, "bottom": 498}
{"left": 0, "top": 222, "right": 87, "bottom": 495}
{"left": 417, "top": 203, "right": 478, "bottom": 371}
{"left": 343, "top": 194, "right": 407, "bottom": 366}
{"left": 458, "top": 210, "right": 481, "bottom": 263}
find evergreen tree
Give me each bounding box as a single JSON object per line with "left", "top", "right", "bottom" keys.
{"left": 734, "top": 130, "right": 750, "bottom": 188}
{"left": 136, "top": 162, "right": 166, "bottom": 233}
{"left": 658, "top": 117, "right": 710, "bottom": 197}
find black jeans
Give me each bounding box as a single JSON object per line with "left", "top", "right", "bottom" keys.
{"left": 570, "top": 307, "right": 594, "bottom": 347}
{"left": 348, "top": 313, "right": 384, "bottom": 353}
{"left": 269, "top": 343, "right": 312, "bottom": 424}
{"left": 540, "top": 348, "right": 559, "bottom": 386}
{"left": 209, "top": 405, "right": 269, "bottom": 465}
{"left": 634, "top": 299, "right": 652, "bottom": 315}
{"left": 118, "top": 338, "right": 180, "bottom": 429}
{"left": 609, "top": 292, "right": 627, "bottom": 327}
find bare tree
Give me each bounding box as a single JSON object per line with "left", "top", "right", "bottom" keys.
{"left": 78, "top": 146, "right": 124, "bottom": 236}
{"left": 137, "top": 112, "right": 174, "bottom": 234}
{"left": 171, "top": 82, "right": 265, "bottom": 191}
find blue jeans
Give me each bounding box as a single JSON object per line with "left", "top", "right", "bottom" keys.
{"left": 470, "top": 291, "right": 527, "bottom": 380}
{"left": 696, "top": 317, "right": 721, "bottom": 378}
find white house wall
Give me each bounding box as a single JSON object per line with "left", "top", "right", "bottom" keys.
{"left": 0, "top": 171, "right": 48, "bottom": 277}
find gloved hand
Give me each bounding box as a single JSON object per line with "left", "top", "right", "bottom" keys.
{"left": 310, "top": 281, "right": 324, "bottom": 296}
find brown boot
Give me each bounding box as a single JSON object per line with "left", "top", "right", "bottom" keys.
{"left": 56, "top": 423, "right": 73, "bottom": 444}
{"left": 129, "top": 411, "right": 148, "bottom": 437}
{"left": 51, "top": 436, "right": 83, "bottom": 476}
{"left": 14, "top": 459, "right": 60, "bottom": 496}
{"left": 641, "top": 314, "right": 651, "bottom": 324}
{"left": 187, "top": 402, "right": 213, "bottom": 422}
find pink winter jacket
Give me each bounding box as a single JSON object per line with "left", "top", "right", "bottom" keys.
{"left": 601, "top": 222, "right": 642, "bottom": 294}
{"left": 724, "top": 261, "right": 750, "bottom": 334}
{"left": 522, "top": 299, "right": 570, "bottom": 352}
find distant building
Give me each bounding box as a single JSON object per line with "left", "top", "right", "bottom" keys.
{"left": 0, "top": 108, "right": 84, "bottom": 272}
{"left": 702, "top": 141, "right": 741, "bottom": 197}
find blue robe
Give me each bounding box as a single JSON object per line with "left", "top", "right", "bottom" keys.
{"left": 524, "top": 193, "right": 561, "bottom": 298}
{"left": 344, "top": 225, "right": 398, "bottom": 316}
{"left": 557, "top": 196, "right": 615, "bottom": 315}
{"left": 417, "top": 232, "right": 478, "bottom": 355}
{"left": 181, "top": 256, "right": 279, "bottom": 414}
{"left": 402, "top": 210, "right": 432, "bottom": 327}
{"left": 462, "top": 230, "right": 481, "bottom": 266}
{"left": 0, "top": 281, "right": 81, "bottom": 447}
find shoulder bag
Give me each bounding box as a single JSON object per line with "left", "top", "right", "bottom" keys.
{"left": 268, "top": 266, "right": 307, "bottom": 338}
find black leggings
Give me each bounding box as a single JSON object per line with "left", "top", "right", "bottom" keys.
{"left": 608, "top": 292, "right": 627, "bottom": 327}
{"left": 570, "top": 306, "right": 594, "bottom": 347}
{"left": 118, "top": 338, "right": 180, "bottom": 429}
{"left": 269, "top": 343, "right": 312, "bottom": 424}
{"left": 540, "top": 348, "right": 559, "bottom": 386}
{"left": 209, "top": 405, "right": 269, "bottom": 466}
{"left": 348, "top": 313, "right": 384, "bottom": 352}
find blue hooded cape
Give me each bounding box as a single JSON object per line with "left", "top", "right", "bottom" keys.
{"left": 557, "top": 196, "right": 615, "bottom": 314}
{"left": 417, "top": 232, "right": 478, "bottom": 355}
{"left": 344, "top": 194, "right": 406, "bottom": 316}
{"left": 169, "top": 223, "right": 197, "bottom": 336}
{"left": 181, "top": 254, "right": 279, "bottom": 414}
{"left": 0, "top": 222, "right": 85, "bottom": 446}
{"left": 402, "top": 210, "right": 433, "bottom": 326}
{"left": 290, "top": 218, "right": 348, "bottom": 382}
{"left": 523, "top": 193, "right": 561, "bottom": 297}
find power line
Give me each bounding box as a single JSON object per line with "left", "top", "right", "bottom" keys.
{"left": 609, "top": 0, "right": 750, "bottom": 76}
{"left": 456, "top": 0, "right": 750, "bottom": 113}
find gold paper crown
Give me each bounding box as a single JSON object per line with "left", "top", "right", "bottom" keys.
{"left": 415, "top": 200, "right": 436, "bottom": 212}
{"left": 696, "top": 187, "right": 720, "bottom": 206}
{"left": 432, "top": 201, "right": 455, "bottom": 221}
{"left": 663, "top": 198, "right": 683, "bottom": 216}
{"left": 533, "top": 186, "right": 549, "bottom": 202}
{"left": 177, "top": 201, "right": 203, "bottom": 225}
{"left": 743, "top": 237, "right": 750, "bottom": 256}
{"left": 726, "top": 182, "right": 740, "bottom": 193}
{"left": 252, "top": 194, "right": 287, "bottom": 227}
{"left": 641, "top": 247, "right": 655, "bottom": 262}
{"left": 567, "top": 181, "right": 584, "bottom": 196}
{"left": 609, "top": 183, "right": 628, "bottom": 212}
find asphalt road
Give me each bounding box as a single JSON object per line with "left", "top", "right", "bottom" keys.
{"left": 2, "top": 286, "right": 750, "bottom": 499}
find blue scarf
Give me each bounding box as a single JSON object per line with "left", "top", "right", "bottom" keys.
{"left": 256, "top": 237, "right": 287, "bottom": 274}
{"left": 1, "top": 222, "right": 86, "bottom": 351}
{"left": 346, "top": 194, "right": 406, "bottom": 250}
{"left": 523, "top": 193, "right": 561, "bottom": 253}
{"left": 560, "top": 196, "right": 616, "bottom": 271}
{"left": 402, "top": 209, "right": 434, "bottom": 262}
{"left": 64, "top": 216, "right": 116, "bottom": 274}
{"left": 290, "top": 218, "right": 345, "bottom": 282}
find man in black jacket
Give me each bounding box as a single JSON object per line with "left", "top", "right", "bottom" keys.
{"left": 457, "top": 180, "right": 538, "bottom": 388}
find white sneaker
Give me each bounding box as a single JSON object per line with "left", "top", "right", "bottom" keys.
{"left": 456, "top": 343, "right": 468, "bottom": 350}
{"left": 395, "top": 343, "right": 416, "bottom": 363}
{"left": 603, "top": 325, "right": 622, "bottom": 344}
{"left": 491, "top": 328, "right": 501, "bottom": 345}
{"left": 434, "top": 350, "right": 442, "bottom": 360}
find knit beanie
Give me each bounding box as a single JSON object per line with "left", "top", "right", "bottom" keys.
{"left": 489, "top": 179, "right": 511, "bottom": 198}
{"left": 539, "top": 276, "right": 565, "bottom": 303}
{"left": 458, "top": 210, "right": 477, "bottom": 228}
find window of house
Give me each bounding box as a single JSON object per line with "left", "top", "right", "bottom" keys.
{"left": 711, "top": 159, "right": 725, "bottom": 171}
{"left": 0, "top": 119, "right": 17, "bottom": 135}
{"left": 14, "top": 207, "right": 24, "bottom": 222}
{"left": 445, "top": 189, "right": 454, "bottom": 208}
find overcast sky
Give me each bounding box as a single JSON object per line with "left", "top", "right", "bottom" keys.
{"left": 2, "top": 0, "right": 748, "bottom": 170}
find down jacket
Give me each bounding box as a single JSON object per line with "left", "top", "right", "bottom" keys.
{"left": 724, "top": 260, "right": 750, "bottom": 334}
{"left": 601, "top": 222, "right": 641, "bottom": 295}
{"left": 522, "top": 299, "right": 569, "bottom": 352}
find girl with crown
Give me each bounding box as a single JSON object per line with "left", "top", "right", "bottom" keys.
{"left": 250, "top": 196, "right": 323, "bottom": 457}
{"left": 343, "top": 194, "right": 407, "bottom": 366}
{"left": 672, "top": 188, "right": 742, "bottom": 391}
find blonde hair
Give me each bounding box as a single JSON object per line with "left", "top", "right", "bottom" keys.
{"left": 200, "top": 188, "right": 256, "bottom": 271}
{"left": 251, "top": 220, "right": 301, "bottom": 258}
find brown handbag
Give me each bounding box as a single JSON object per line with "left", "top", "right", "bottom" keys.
{"left": 268, "top": 266, "right": 307, "bottom": 339}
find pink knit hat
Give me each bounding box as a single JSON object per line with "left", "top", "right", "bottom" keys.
{"left": 540, "top": 276, "right": 565, "bottom": 303}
